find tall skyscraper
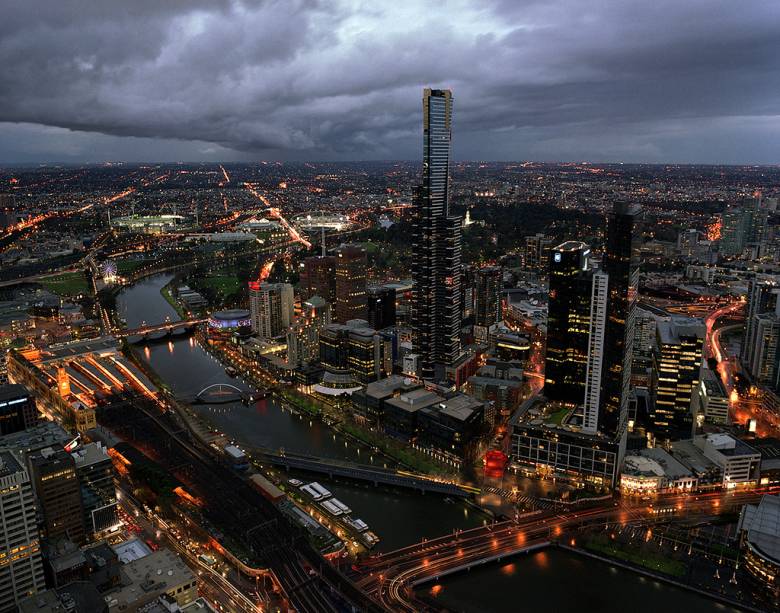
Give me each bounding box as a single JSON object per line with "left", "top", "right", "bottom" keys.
{"left": 249, "top": 282, "right": 294, "bottom": 339}
{"left": 334, "top": 244, "right": 367, "bottom": 323}
{"left": 474, "top": 266, "right": 502, "bottom": 328}
{"left": 649, "top": 317, "right": 705, "bottom": 442}
{"left": 720, "top": 196, "right": 767, "bottom": 258}
{"left": 287, "top": 296, "right": 331, "bottom": 368}
{"left": 544, "top": 242, "right": 593, "bottom": 405}
{"left": 525, "top": 233, "right": 553, "bottom": 273}
{"left": 70, "top": 442, "right": 118, "bottom": 538}
{"left": 0, "top": 450, "right": 45, "bottom": 611}
{"left": 599, "top": 202, "right": 642, "bottom": 442}
{"left": 583, "top": 270, "right": 609, "bottom": 434}
{"left": 27, "top": 447, "right": 85, "bottom": 544}
{"left": 741, "top": 277, "right": 780, "bottom": 384}
{"left": 411, "top": 88, "right": 463, "bottom": 380}
{"left": 300, "top": 255, "right": 336, "bottom": 304}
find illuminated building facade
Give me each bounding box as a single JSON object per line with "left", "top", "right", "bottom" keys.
{"left": 649, "top": 316, "right": 705, "bottom": 442}
{"left": 742, "top": 277, "right": 780, "bottom": 390}
{"left": 544, "top": 241, "right": 593, "bottom": 405}
{"left": 0, "top": 450, "right": 45, "bottom": 612}
{"left": 334, "top": 245, "right": 367, "bottom": 323}
{"left": 287, "top": 296, "right": 331, "bottom": 368}
{"left": 317, "top": 320, "right": 386, "bottom": 392}
{"left": 411, "top": 88, "right": 463, "bottom": 381}
{"left": 6, "top": 337, "right": 161, "bottom": 433}
{"left": 525, "top": 233, "right": 553, "bottom": 273}
{"left": 249, "top": 282, "right": 294, "bottom": 339}
{"left": 583, "top": 270, "right": 608, "bottom": 434}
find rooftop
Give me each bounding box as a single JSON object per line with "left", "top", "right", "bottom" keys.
{"left": 106, "top": 549, "right": 193, "bottom": 611}
{"left": 657, "top": 316, "right": 705, "bottom": 344}
{"left": 437, "top": 394, "right": 483, "bottom": 422}
{"left": 0, "top": 383, "right": 31, "bottom": 403}
{"left": 624, "top": 447, "right": 693, "bottom": 480}
{"left": 740, "top": 494, "right": 780, "bottom": 566}
{"left": 0, "top": 420, "right": 70, "bottom": 453}
{"left": 670, "top": 439, "right": 719, "bottom": 475}
{"left": 363, "top": 375, "right": 420, "bottom": 400}
{"left": 112, "top": 538, "right": 152, "bottom": 564}
{"left": 385, "top": 388, "right": 442, "bottom": 414}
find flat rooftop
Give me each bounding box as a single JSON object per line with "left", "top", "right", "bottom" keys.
{"left": 437, "top": 394, "right": 482, "bottom": 422}
{"left": 112, "top": 537, "right": 152, "bottom": 564}
{"left": 385, "top": 388, "right": 442, "bottom": 414}
{"left": 363, "top": 375, "right": 420, "bottom": 399}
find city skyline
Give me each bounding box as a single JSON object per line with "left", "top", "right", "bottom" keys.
{"left": 1, "top": 1, "right": 779, "bottom": 165}
{"left": 3, "top": 2, "right": 780, "bottom": 610}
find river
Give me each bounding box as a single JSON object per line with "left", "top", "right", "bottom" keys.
{"left": 117, "top": 274, "right": 487, "bottom": 552}
{"left": 419, "top": 548, "right": 739, "bottom": 613}
{"left": 117, "top": 274, "right": 728, "bottom": 610}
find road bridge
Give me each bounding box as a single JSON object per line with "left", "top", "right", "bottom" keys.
{"left": 251, "top": 449, "right": 473, "bottom": 497}
{"left": 117, "top": 318, "right": 206, "bottom": 340}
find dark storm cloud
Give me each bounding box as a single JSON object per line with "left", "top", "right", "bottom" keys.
{"left": 0, "top": 0, "right": 778, "bottom": 163}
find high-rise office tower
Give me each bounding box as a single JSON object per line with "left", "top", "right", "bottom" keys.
{"left": 544, "top": 242, "right": 593, "bottom": 405}
{"left": 300, "top": 255, "right": 336, "bottom": 304}
{"left": 741, "top": 277, "right": 780, "bottom": 380}
{"left": 583, "top": 270, "right": 609, "bottom": 434}
{"left": 0, "top": 450, "right": 45, "bottom": 611}
{"left": 720, "top": 196, "right": 767, "bottom": 258}
{"left": 367, "top": 287, "right": 396, "bottom": 331}
{"left": 287, "top": 296, "right": 331, "bottom": 368}
{"left": 411, "top": 88, "right": 463, "bottom": 380}
{"left": 474, "top": 266, "right": 502, "bottom": 328}
{"left": 27, "top": 447, "right": 85, "bottom": 544}
{"left": 334, "top": 244, "right": 367, "bottom": 323}
{"left": 318, "top": 321, "right": 384, "bottom": 387}
{"left": 0, "top": 384, "right": 38, "bottom": 435}
{"left": 599, "top": 202, "right": 642, "bottom": 442}
{"left": 525, "top": 233, "right": 553, "bottom": 273}
{"left": 743, "top": 314, "right": 780, "bottom": 390}
{"left": 249, "top": 282, "right": 294, "bottom": 339}
{"left": 71, "top": 443, "right": 118, "bottom": 538}
{"left": 649, "top": 317, "right": 705, "bottom": 442}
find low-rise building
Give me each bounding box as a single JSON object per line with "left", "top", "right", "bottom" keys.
{"left": 104, "top": 548, "right": 197, "bottom": 612}
{"left": 620, "top": 447, "right": 697, "bottom": 495}
{"left": 693, "top": 432, "right": 760, "bottom": 489}
{"left": 466, "top": 360, "right": 524, "bottom": 419}
{"left": 350, "top": 375, "right": 421, "bottom": 424}
{"left": 669, "top": 438, "right": 723, "bottom": 489}
{"left": 695, "top": 367, "right": 730, "bottom": 425}
{"left": 509, "top": 395, "right": 620, "bottom": 489}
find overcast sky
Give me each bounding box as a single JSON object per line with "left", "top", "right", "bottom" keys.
{"left": 1, "top": 0, "right": 779, "bottom": 164}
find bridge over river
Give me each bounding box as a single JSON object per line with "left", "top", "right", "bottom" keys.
{"left": 249, "top": 448, "right": 475, "bottom": 497}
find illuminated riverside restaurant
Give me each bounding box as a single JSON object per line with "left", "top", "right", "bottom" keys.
{"left": 208, "top": 309, "right": 251, "bottom": 330}
{"left": 7, "top": 337, "right": 157, "bottom": 432}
